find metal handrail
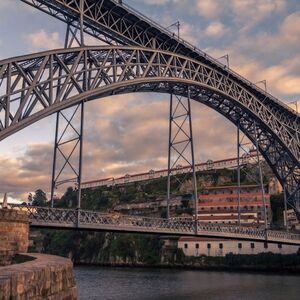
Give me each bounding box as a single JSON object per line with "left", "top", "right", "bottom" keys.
{"left": 6, "top": 204, "right": 300, "bottom": 243}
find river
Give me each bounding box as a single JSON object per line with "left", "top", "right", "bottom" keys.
{"left": 74, "top": 266, "right": 300, "bottom": 300}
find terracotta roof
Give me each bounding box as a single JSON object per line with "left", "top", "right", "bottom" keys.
{"left": 198, "top": 200, "right": 270, "bottom": 207}
{"left": 200, "top": 192, "right": 270, "bottom": 200}
{"left": 203, "top": 184, "right": 266, "bottom": 190}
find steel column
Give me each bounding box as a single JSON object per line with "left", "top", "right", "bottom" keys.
{"left": 166, "top": 87, "right": 198, "bottom": 226}
{"left": 51, "top": 112, "right": 60, "bottom": 207}
{"left": 283, "top": 181, "right": 289, "bottom": 232}
{"left": 167, "top": 93, "right": 173, "bottom": 219}
{"left": 237, "top": 121, "right": 241, "bottom": 228}
{"left": 77, "top": 101, "right": 84, "bottom": 209}
{"left": 187, "top": 88, "right": 198, "bottom": 233}
{"left": 50, "top": 103, "right": 84, "bottom": 205}
{"left": 254, "top": 122, "right": 268, "bottom": 231}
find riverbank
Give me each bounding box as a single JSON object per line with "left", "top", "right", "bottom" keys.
{"left": 74, "top": 251, "right": 300, "bottom": 274}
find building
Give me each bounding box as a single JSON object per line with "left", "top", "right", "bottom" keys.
{"left": 178, "top": 237, "right": 299, "bottom": 257}
{"left": 284, "top": 209, "right": 300, "bottom": 231}
{"left": 198, "top": 185, "right": 271, "bottom": 226}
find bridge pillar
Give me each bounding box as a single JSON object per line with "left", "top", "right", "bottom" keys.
{"left": 50, "top": 102, "right": 85, "bottom": 208}
{"left": 166, "top": 87, "right": 198, "bottom": 221}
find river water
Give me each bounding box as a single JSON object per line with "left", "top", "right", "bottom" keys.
{"left": 74, "top": 266, "right": 300, "bottom": 300}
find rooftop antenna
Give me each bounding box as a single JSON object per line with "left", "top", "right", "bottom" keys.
{"left": 167, "top": 21, "right": 180, "bottom": 38}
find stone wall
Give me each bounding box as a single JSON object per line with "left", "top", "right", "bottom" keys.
{"left": 0, "top": 209, "right": 29, "bottom": 266}
{"left": 0, "top": 253, "right": 77, "bottom": 300}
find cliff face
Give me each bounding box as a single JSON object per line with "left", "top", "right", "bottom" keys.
{"left": 39, "top": 231, "right": 164, "bottom": 266}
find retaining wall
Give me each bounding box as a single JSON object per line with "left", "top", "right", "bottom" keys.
{"left": 0, "top": 253, "right": 77, "bottom": 300}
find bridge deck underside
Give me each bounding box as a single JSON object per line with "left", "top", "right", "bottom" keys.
{"left": 11, "top": 205, "right": 300, "bottom": 246}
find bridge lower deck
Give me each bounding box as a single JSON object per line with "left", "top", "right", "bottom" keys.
{"left": 10, "top": 205, "right": 300, "bottom": 246}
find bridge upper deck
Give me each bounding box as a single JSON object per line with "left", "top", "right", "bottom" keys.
{"left": 8, "top": 204, "right": 300, "bottom": 246}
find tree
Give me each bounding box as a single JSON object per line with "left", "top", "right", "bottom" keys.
{"left": 56, "top": 187, "right": 77, "bottom": 208}
{"left": 32, "top": 189, "right": 47, "bottom": 206}
{"left": 28, "top": 193, "right": 33, "bottom": 205}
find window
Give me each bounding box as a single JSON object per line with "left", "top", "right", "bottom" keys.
{"left": 238, "top": 243, "right": 242, "bottom": 249}
{"left": 196, "top": 243, "right": 199, "bottom": 249}
{"left": 251, "top": 243, "right": 255, "bottom": 249}
{"left": 207, "top": 243, "right": 211, "bottom": 249}
{"left": 184, "top": 243, "right": 188, "bottom": 249}
{"left": 219, "top": 243, "right": 223, "bottom": 249}
{"left": 264, "top": 242, "right": 268, "bottom": 249}
{"left": 278, "top": 244, "right": 282, "bottom": 249}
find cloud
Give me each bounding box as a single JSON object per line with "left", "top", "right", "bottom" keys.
{"left": 0, "top": 92, "right": 239, "bottom": 199}
{"left": 140, "top": 0, "right": 169, "bottom": 4}
{"left": 204, "top": 21, "right": 228, "bottom": 38}
{"left": 231, "top": 0, "right": 286, "bottom": 32}
{"left": 195, "top": 0, "right": 223, "bottom": 19}
{"left": 24, "top": 29, "right": 61, "bottom": 52}
{"left": 0, "top": 144, "right": 52, "bottom": 201}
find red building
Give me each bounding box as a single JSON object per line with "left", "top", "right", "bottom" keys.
{"left": 198, "top": 185, "right": 271, "bottom": 226}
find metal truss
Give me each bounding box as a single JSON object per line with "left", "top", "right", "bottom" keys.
{"left": 236, "top": 122, "right": 268, "bottom": 230}
{"left": 167, "top": 89, "right": 197, "bottom": 220}
{"left": 50, "top": 103, "right": 84, "bottom": 207}
{"left": 19, "top": 0, "right": 300, "bottom": 142}
{"left": 0, "top": 46, "right": 299, "bottom": 216}
{"left": 8, "top": 204, "right": 300, "bottom": 245}
{"left": 50, "top": 2, "right": 85, "bottom": 207}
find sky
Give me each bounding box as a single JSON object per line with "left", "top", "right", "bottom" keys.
{"left": 0, "top": 0, "right": 300, "bottom": 202}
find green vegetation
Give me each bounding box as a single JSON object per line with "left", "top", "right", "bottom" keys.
{"left": 29, "top": 165, "right": 295, "bottom": 268}
{"left": 270, "top": 193, "right": 285, "bottom": 228}
{"left": 39, "top": 229, "right": 163, "bottom": 265}
{"left": 32, "top": 189, "right": 48, "bottom": 206}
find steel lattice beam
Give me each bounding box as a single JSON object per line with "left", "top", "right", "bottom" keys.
{"left": 0, "top": 46, "right": 299, "bottom": 216}
{"left": 19, "top": 0, "right": 300, "bottom": 144}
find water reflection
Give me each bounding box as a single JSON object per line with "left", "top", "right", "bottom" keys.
{"left": 75, "top": 266, "right": 300, "bottom": 300}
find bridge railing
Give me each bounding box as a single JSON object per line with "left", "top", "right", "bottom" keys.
{"left": 5, "top": 204, "right": 300, "bottom": 243}
{"left": 79, "top": 210, "right": 195, "bottom": 233}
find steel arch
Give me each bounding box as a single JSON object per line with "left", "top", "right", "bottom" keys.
{"left": 0, "top": 46, "right": 299, "bottom": 214}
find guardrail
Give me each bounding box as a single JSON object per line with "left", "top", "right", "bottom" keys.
{"left": 6, "top": 204, "right": 300, "bottom": 245}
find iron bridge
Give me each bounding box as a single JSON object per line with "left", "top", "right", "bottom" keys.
{"left": 0, "top": 0, "right": 299, "bottom": 242}
{"left": 9, "top": 204, "right": 300, "bottom": 246}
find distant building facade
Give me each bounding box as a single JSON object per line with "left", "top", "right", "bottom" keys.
{"left": 178, "top": 237, "right": 299, "bottom": 257}
{"left": 198, "top": 185, "right": 271, "bottom": 226}
{"left": 285, "top": 209, "right": 300, "bottom": 231}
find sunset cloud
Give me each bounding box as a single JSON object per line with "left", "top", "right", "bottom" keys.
{"left": 0, "top": 0, "right": 299, "bottom": 200}
{"left": 24, "top": 29, "right": 61, "bottom": 52}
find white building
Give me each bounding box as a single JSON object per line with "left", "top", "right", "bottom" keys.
{"left": 284, "top": 209, "right": 300, "bottom": 230}
{"left": 178, "top": 237, "right": 299, "bottom": 257}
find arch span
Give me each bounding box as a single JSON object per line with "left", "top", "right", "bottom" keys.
{"left": 0, "top": 46, "right": 299, "bottom": 213}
